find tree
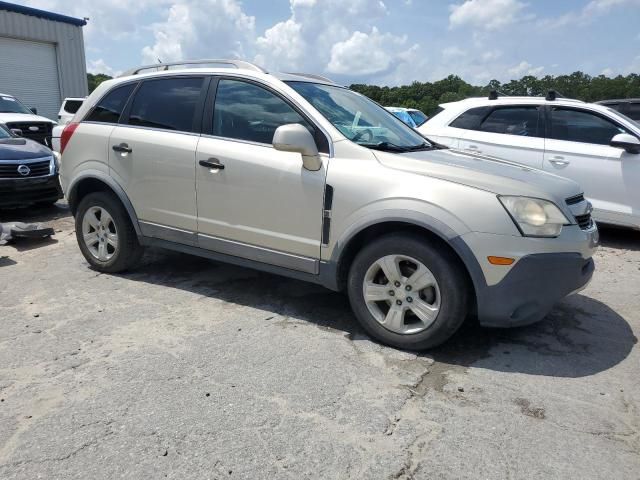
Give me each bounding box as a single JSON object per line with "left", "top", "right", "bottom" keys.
{"left": 87, "top": 73, "right": 113, "bottom": 93}
{"left": 350, "top": 71, "right": 640, "bottom": 116}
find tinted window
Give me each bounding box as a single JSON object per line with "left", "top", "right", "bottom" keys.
{"left": 627, "top": 103, "right": 640, "bottom": 121}
{"left": 550, "top": 108, "right": 630, "bottom": 145}
{"left": 214, "top": 79, "right": 312, "bottom": 145}
{"left": 127, "top": 77, "right": 203, "bottom": 132}
{"left": 64, "top": 100, "right": 83, "bottom": 114}
{"left": 479, "top": 107, "right": 541, "bottom": 137}
{"left": 86, "top": 83, "right": 135, "bottom": 123}
{"left": 450, "top": 107, "right": 491, "bottom": 130}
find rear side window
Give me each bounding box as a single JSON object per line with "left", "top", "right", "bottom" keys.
{"left": 550, "top": 108, "right": 630, "bottom": 145}
{"left": 64, "top": 100, "right": 83, "bottom": 114}
{"left": 85, "top": 83, "right": 135, "bottom": 124}
{"left": 478, "top": 107, "right": 541, "bottom": 137}
{"left": 127, "top": 77, "right": 204, "bottom": 132}
{"left": 213, "top": 79, "right": 314, "bottom": 145}
{"left": 449, "top": 107, "right": 491, "bottom": 130}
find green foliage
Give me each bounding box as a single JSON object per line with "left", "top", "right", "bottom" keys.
{"left": 87, "top": 73, "right": 113, "bottom": 93}
{"left": 351, "top": 72, "right": 640, "bottom": 116}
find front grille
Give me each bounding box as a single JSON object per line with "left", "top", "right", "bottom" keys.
{"left": 574, "top": 213, "right": 593, "bottom": 230}
{"left": 566, "top": 194, "right": 585, "bottom": 206}
{"left": 5, "top": 122, "right": 53, "bottom": 147}
{"left": 0, "top": 160, "right": 51, "bottom": 179}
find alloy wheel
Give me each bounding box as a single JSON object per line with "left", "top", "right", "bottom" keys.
{"left": 81, "top": 206, "right": 118, "bottom": 262}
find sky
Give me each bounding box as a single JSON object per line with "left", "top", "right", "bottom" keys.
{"left": 13, "top": 0, "right": 640, "bottom": 86}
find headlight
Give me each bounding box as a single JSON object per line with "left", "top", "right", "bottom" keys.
{"left": 499, "top": 196, "right": 570, "bottom": 237}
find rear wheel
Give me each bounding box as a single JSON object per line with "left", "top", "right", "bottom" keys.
{"left": 347, "top": 233, "right": 470, "bottom": 350}
{"left": 75, "top": 192, "right": 143, "bottom": 273}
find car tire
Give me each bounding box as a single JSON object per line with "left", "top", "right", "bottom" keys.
{"left": 347, "top": 233, "right": 470, "bottom": 350}
{"left": 75, "top": 192, "right": 143, "bottom": 273}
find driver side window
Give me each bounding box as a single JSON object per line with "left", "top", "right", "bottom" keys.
{"left": 550, "top": 108, "right": 631, "bottom": 146}
{"left": 213, "top": 79, "right": 313, "bottom": 145}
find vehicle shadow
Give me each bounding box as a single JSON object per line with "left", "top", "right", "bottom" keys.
{"left": 598, "top": 225, "right": 640, "bottom": 251}
{"left": 122, "top": 248, "right": 636, "bottom": 379}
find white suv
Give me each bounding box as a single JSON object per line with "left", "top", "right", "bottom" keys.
{"left": 59, "top": 60, "right": 598, "bottom": 350}
{"left": 419, "top": 92, "right": 640, "bottom": 230}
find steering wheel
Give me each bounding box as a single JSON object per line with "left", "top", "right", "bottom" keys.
{"left": 352, "top": 128, "right": 374, "bottom": 143}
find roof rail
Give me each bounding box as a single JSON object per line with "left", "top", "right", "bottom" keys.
{"left": 546, "top": 89, "right": 566, "bottom": 101}
{"left": 283, "top": 72, "right": 337, "bottom": 84}
{"left": 120, "top": 59, "right": 267, "bottom": 77}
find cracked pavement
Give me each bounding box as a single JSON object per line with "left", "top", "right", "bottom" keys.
{"left": 0, "top": 203, "right": 639, "bottom": 479}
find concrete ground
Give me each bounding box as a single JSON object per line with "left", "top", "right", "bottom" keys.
{"left": 0, "top": 203, "right": 638, "bottom": 480}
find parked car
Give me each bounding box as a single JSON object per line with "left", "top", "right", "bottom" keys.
{"left": 0, "top": 123, "right": 62, "bottom": 208}
{"left": 419, "top": 91, "right": 640, "bottom": 230}
{"left": 58, "top": 97, "right": 85, "bottom": 125}
{"left": 59, "top": 60, "right": 597, "bottom": 350}
{"left": 0, "top": 93, "right": 56, "bottom": 147}
{"left": 596, "top": 98, "right": 640, "bottom": 122}
{"left": 385, "top": 107, "right": 429, "bottom": 128}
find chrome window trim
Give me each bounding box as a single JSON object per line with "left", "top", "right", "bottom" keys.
{"left": 199, "top": 132, "right": 330, "bottom": 156}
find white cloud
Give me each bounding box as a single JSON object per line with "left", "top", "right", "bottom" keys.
{"left": 540, "top": 0, "right": 640, "bottom": 28}
{"left": 327, "top": 27, "right": 416, "bottom": 76}
{"left": 141, "top": 0, "right": 255, "bottom": 65}
{"left": 507, "top": 61, "right": 544, "bottom": 77}
{"left": 449, "top": 0, "right": 529, "bottom": 31}
{"left": 442, "top": 46, "right": 466, "bottom": 59}
{"left": 87, "top": 58, "right": 121, "bottom": 77}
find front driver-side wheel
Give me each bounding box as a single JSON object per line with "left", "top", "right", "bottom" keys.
{"left": 347, "top": 233, "right": 470, "bottom": 350}
{"left": 75, "top": 192, "right": 143, "bottom": 273}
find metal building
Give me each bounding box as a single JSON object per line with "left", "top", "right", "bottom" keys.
{"left": 0, "top": 1, "right": 88, "bottom": 120}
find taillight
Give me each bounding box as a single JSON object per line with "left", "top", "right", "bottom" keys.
{"left": 60, "top": 122, "right": 80, "bottom": 154}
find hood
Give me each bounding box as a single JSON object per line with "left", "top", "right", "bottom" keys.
{"left": 373, "top": 147, "right": 582, "bottom": 205}
{"left": 0, "top": 113, "right": 57, "bottom": 124}
{"left": 0, "top": 137, "right": 53, "bottom": 160}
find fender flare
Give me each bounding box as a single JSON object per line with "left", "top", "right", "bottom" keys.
{"left": 322, "top": 209, "right": 487, "bottom": 300}
{"left": 67, "top": 170, "right": 142, "bottom": 237}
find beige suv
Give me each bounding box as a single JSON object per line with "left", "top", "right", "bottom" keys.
{"left": 59, "top": 60, "right": 598, "bottom": 350}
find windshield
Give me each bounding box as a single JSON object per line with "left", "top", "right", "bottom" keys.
{"left": 408, "top": 110, "right": 428, "bottom": 127}
{"left": 0, "top": 95, "right": 32, "bottom": 114}
{"left": 606, "top": 107, "right": 640, "bottom": 129}
{"left": 287, "top": 82, "right": 431, "bottom": 151}
{"left": 0, "top": 125, "right": 11, "bottom": 139}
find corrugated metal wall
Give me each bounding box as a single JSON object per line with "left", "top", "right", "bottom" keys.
{"left": 0, "top": 9, "right": 88, "bottom": 112}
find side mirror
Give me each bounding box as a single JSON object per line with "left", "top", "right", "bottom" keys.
{"left": 10, "top": 128, "right": 23, "bottom": 137}
{"left": 610, "top": 133, "right": 640, "bottom": 154}
{"left": 273, "top": 123, "right": 322, "bottom": 171}
{"left": 30, "top": 107, "right": 38, "bottom": 115}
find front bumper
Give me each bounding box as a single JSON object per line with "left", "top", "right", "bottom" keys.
{"left": 0, "top": 175, "right": 63, "bottom": 208}
{"left": 475, "top": 253, "right": 595, "bottom": 327}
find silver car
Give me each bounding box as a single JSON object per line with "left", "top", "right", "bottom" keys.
{"left": 59, "top": 60, "right": 598, "bottom": 350}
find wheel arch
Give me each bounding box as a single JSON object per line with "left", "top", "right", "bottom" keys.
{"left": 67, "top": 171, "right": 142, "bottom": 237}
{"left": 326, "top": 216, "right": 486, "bottom": 316}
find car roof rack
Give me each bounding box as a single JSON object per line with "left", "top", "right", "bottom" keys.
{"left": 545, "top": 89, "right": 566, "bottom": 101}
{"left": 120, "top": 59, "right": 268, "bottom": 77}
{"left": 283, "top": 72, "right": 337, "bottom": 84}
{"left": 488, "top": 89, "right": 508, "bottom": 100}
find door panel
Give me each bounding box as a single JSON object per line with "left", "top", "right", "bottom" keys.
{"left": 458, "top": 130, "right": 545, "bottom": 168}
{"left": 196, "top": 137, "right": 326, "bottom": 258}
{"left": 543, "top": 139, "right": 639, "bottom": 222}
{"left": 108, "top": 127, "right": 199, "bottom": 232}
{"left": 196, "top": 137, "right": 326, "bottom": 261}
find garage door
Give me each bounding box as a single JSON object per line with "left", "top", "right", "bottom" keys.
{"left": 0, "top": 37, "right": 61, "bottom": 121}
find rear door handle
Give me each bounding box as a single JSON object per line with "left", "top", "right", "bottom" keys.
{"left": 112, "top": 143, "right": 132, "bottom": 154}
{"left": 199, "top": 158, "right": 225, "bottom": 170}
{"left": 466, "top": 144, "right": 482, "bottom": 153}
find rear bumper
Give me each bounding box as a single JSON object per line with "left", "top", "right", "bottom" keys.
{"left": 476, "top": 253, "right": 595, "bottom": 327}
{"left": 0, "top": 175, "right": 63, "bottom": 207}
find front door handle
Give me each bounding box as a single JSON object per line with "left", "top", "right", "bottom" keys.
{"left": 549, "top": 157, "right": 570, "bottom": 167}
{"left": 199, "top": 158, "right": 225, "bottom": 170}
{"left": 466, "top": 144, "right": 482, "bottom": 154}
{"left": 112, "top": 143, "right": 132, "bottom": 154}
